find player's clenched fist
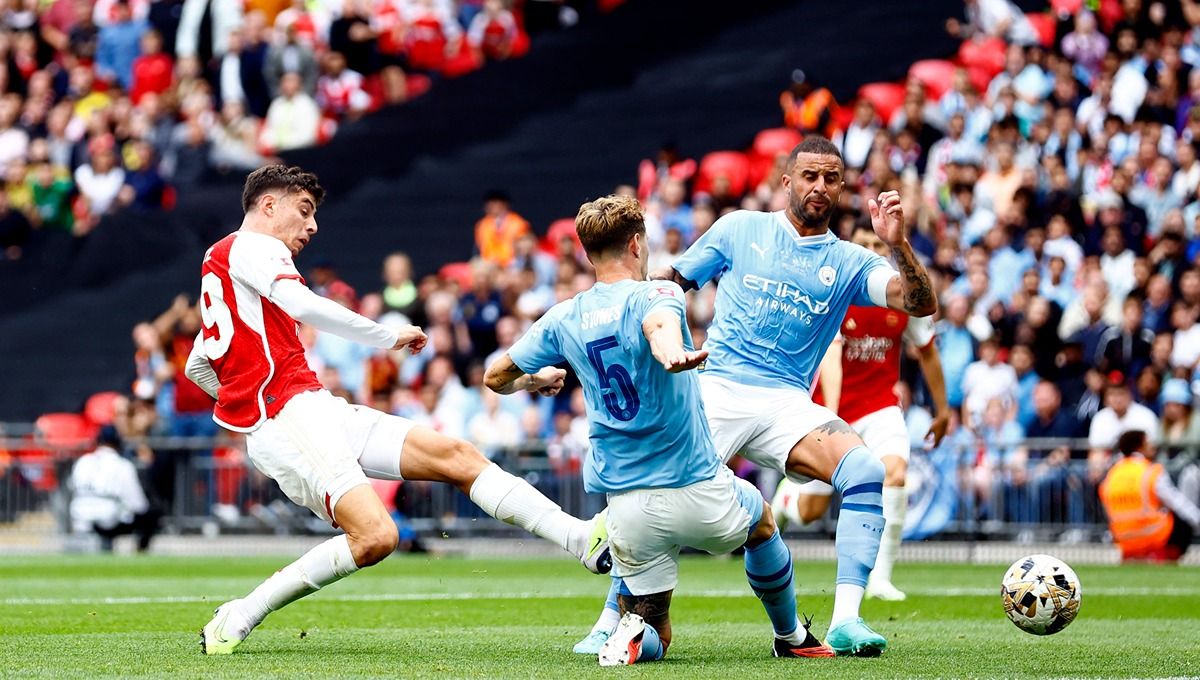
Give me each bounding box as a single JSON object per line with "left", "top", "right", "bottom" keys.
{"left": 529, "top": 366, "right": 567, "bottom": 397}
{"left": 391, "top": 326, "right": 428, "bottom": 353}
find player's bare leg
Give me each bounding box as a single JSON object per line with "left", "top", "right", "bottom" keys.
{"left": 201, "top": 485, "right": 395, "bottom": 654}
{"left": 399, "top": 426, "right": 609, "bottom": 572}
{"left": 785, "top": 420, "right": 887, "bottom": 656}
{"left": 866, "top": 454, "right": 907, "bottom": 601}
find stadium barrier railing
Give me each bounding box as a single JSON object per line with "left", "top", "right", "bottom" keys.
{"left": 2, "top": 432, "right": 1197, "bottom": 551}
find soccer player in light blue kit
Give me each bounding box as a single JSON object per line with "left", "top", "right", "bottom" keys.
{"left": 576, "top": 136, "right": 938, "bottom": 656}
{"left": 485, "top": 195, "right": 837, "bottom": 665}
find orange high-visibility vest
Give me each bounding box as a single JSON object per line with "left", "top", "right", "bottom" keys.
{"left": 780, "top": 88, "right": 840, "bottom": 137}
{"left": 1099, "top": 456, "right": 1175, "bottom": 557}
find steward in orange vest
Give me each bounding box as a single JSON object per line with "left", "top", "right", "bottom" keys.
{"left": 1099, "top": 430, "right": 1199, "bottom": 562}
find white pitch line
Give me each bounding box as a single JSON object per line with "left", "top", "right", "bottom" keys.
{"left": 3, "top": 586, "right": 1198, "bottom": 607}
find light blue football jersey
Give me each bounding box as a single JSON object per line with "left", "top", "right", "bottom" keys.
{"left": 508, "top": 279, "right": 720, "bottom": 494}
{"left": 673, "top": 209, "right": 895, "bottom": 392}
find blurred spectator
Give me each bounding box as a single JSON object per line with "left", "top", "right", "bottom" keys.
{"left": 0, "top": 189, "right": 31, "bottom": 258}
{"left": 381, "top": 251, "right": 420, "bottom": 317}
{"left": 1100, "top": 429, "right": 1200, "bottom": 562}
{"left": 118, "top": 139, "right": 167, "bottom": 210}
{"left": 467, "top": 388, "right": 520, "bottom": 461}
{"left": 74, "top": 135, "right": 126, "bottom": 221}
{"left": 468, "top": 0, "right": 519, "bottom": 61}
{"left": 474, "top": 190, "right": 529, "bottom": 267}
{"left": 961, "top": 335, "right": 1016, "bottom": 426}
{"left": 316, "top": 51, "right": 372, "bottom": 119}
{"left": 265, "top": 24, "right": 318, "bottom": 96}
{"left": 1097, "top": 294, "right": 1155, "bottom": 376}
{"left": 779, "top": 68, "right": 839, "bottom": 137}
{"left": 130, "top": 28, "right": 173, "bottom": 104}
{"left": 96, "top": 1, "right": 148, "bottom": 90}
{"left": 68, "top": 426, "right": 159, "bottom": 552}
{"left": 945, "top": 0, "right": 1038, "bottom": 45}
{"left": 260, "top": 72, "right": 320, "bottom": 152}
{"left": 1160, "top": 378, "right": 1200, "bottom": 447}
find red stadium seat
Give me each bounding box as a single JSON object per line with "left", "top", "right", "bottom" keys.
{"left": 856, "top": 82, "right": 905, "bottom": 125}
{"left": 405, "top": 74, "right": 433, "bottom": 100}
{"left": 438, "top": 261, "right": 474, "bottom": 291}
{"left": 83, "top": 392, "right": 121, "bottom": 426}
{"left": 1050, "top": 0, "right": 1082, "bottom": 13}
{"left": 752, "top": 128, "right": 803, "bottom": 159}
{"left": 1026, "top": 12, "right": 1057, "bottom": 47}
{"left": 34, "top": 413, "right": 97, "bottom": 450}
{"left": 908, "top": 59, "right": 957, "bottom": 100}
{"left": 694, "top": 151, "right": 750, "bottom": 197}
{"left": 830, "top": 103, "right": 856, "bottom": 133}
{"left": 957, "top": 37, "right": 1007, "bottom": 79}
{"left": 540, "top": 217, "right": 583, "bottom": 257}
{"left": 440, "top": 40, "right": 484, "bottom": 78}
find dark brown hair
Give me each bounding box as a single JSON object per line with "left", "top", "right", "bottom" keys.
{"left": 241, "top": 165, "right": 325, "bottom": 214}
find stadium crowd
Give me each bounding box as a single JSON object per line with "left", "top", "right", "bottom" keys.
{"left": 0, "top": 0, "right": 573, "bottom": 259}
{"left": 52, "top": 0, "right": 1200, "bottom": 540}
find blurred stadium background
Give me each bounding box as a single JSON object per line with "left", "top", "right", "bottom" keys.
{"left": 0, "top": 0, "right": 1198, "bottom": 570}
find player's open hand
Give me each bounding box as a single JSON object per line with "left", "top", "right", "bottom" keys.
{"left": 867, "top": 190, "right": 907, "bottom": 247}
{"left": 663, "top": 348, "right": 708, "bottom": 373}
{"left": 926, "top": 410, "right": 950, "bottom": 448}
{"left": 392, "top": 326, "right": 428, "bottom": 354}
{"left": 529, "top": 366, "right": 567, "bottom": 397}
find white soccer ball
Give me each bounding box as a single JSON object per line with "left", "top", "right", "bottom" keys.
{"left": 1000, "top": 554, "right": 1082, "bottom": 635}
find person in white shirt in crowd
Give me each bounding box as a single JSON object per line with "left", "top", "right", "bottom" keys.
{"left": 961, "top": 335, "right": 1018, "bottom": 427}
{"left": 261, "top": 72, "right": 321, "bottom": 152}
{"left": 74, "top": 135, "right": 126, "bottom": 218}
{"left": 834, "top": 99, "right": 879, "bottom": 171}
{"left": 69, "top": 426, "right": 159, "bottom": 552}
{"left": 1089, "top": 374, "right": 1161, "bottom": 469}
{"left": 945, "top": 0, "right": 1038, "bottom": 46}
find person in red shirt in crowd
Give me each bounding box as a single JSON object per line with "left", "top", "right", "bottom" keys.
{"left": 773, "top": 223, "right": 951, "bottom": 602}
{"left": 404, "top": 0, "right": 462, "bottom": 72}
{"left": 467, "top": 0, "right": 519, "bottom": 61}
{"left": 190, "top": 165, "right": 609, "bottom": 655}
{"left": 130, "top": 28, "right": 173, "bottom": 104}
{"left": 474, "top": 189, "right": 530, "bottom": 267}
{"left": 316, "top": 51, "right": 372, "bottom": 119}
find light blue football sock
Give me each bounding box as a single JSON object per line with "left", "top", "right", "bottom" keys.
{"left": 744, "top": 529, "right": 799, "bottom": 637}
{"left": 637, "top": 622, "right": 665, "bottom": 662}
{"left": 831, "top": 446, "right": 886, "bottom": 587}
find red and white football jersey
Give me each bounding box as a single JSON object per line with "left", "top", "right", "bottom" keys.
{"left": 821, "top": 306, "right": 934, "bottom": 424}
{"left": 199, "top": 231, "right": 322, "bottom": 432}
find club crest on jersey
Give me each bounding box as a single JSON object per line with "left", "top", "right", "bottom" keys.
{"left": 648, "top": 286, "right": 677, "bottom": 299}
{"left": 818, "top": 266, "right": 837, "bottom": 286}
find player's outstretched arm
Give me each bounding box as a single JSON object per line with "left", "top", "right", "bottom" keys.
{"left": 642, "top": 310, "right": 707, "bottom": 373}
{"left": 184, "top": 331, "right": 221, "bottom": 399}
{"left": 915, "top": 340, "right": 951, "bottom": 446}
{"left": 868, "top": 191, "right": 937, "bottom": 317}
{"left": 484, "top": 354, "right": 567, "bottom": 396}
{"left": 817, "top": 336, "right": 843, "bottom": 415}
{"left": 269, "top": 278, "right": 416, "bottom": 351}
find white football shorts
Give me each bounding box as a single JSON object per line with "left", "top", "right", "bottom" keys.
{"left": 699, "top": 373, "right": 840, "bottom": 483}
{"left": 799, "top": 405, "right": 909, "bottom": 496}
{"left": 245, "top": 389, "right": 413, "bottom": 526}
{"left": 606, "top": 465, "right": 763, "bottom": 595}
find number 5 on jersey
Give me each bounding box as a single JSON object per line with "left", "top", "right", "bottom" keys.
{"left": 585, "top": 335, "right": 640, "bottom": 421}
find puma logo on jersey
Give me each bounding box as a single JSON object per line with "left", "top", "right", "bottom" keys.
{"left": 750, "top": 242, "right": 769, "bottom": 258}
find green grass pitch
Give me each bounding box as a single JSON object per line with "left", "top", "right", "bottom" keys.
{"left": 1, "top": 553, "right": 1197, "bottom": 678}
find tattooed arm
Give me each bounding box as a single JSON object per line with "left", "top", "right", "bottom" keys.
{"left": 868, "top": 190, "right": 937, "bottom": 317}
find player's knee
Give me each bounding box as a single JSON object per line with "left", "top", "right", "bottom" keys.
{"left": 351, "top": 521, "right": 399, "bottom": 567}
{"left": 847, "top": 447, "right": 886, "bottom": 484}
{"left": 445, "top": 440, "right": 489, "bottom": 486}
{"left": 883, "top": 456, "right": 907, "bottom": 487}
{"left": 797, "top": 495, "right": 826, "bottom": 524}
{"left": 746, "top": 502, "right": 777, "bottom": 547}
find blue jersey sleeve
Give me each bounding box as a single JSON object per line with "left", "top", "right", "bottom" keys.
{"left": 640, "top": 281, "right": 688, "bottom": 321}
{"left": 671, "top": 213, "right": 735, "bottom": 287}
{"left": 507, "top": 307, "right": 566, "bottom": 374}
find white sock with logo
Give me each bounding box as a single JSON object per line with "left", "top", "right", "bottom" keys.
{"left": 872, "top": 486, "right": 907, "bottom": 585}
{"left": 241, "top": 534, "right": 359, "bottom": 625}
{"left": 469, "top": 463, "right": 588, "bottom": 557}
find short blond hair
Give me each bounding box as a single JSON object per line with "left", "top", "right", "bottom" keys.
{"left": 575, "top": 194, "right": 645, "bottom": 260}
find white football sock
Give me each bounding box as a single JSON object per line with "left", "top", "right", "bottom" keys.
{"left": 469, "top": 463, "right": 588, "bottom": 557}
{"left": 592, "top": 606, "right": 621, "bottom": 635}
{"left": 831, "top": 584, "right": 865, "bottom": 627}
{"left": 777, "top": 618, "right": 808, "bottom": 646}
{"left": 872, "top": 486, "right": 906, "bottom": 585}
{"left": 242, "top": 534, "right": 359, "bottom": 624}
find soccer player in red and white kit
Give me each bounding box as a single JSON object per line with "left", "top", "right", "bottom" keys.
{"left": 186, "top": 166, "right": 609, "bottom": 654}
{"left": 773, "top": 224, "right": 950, "bottom": 601}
